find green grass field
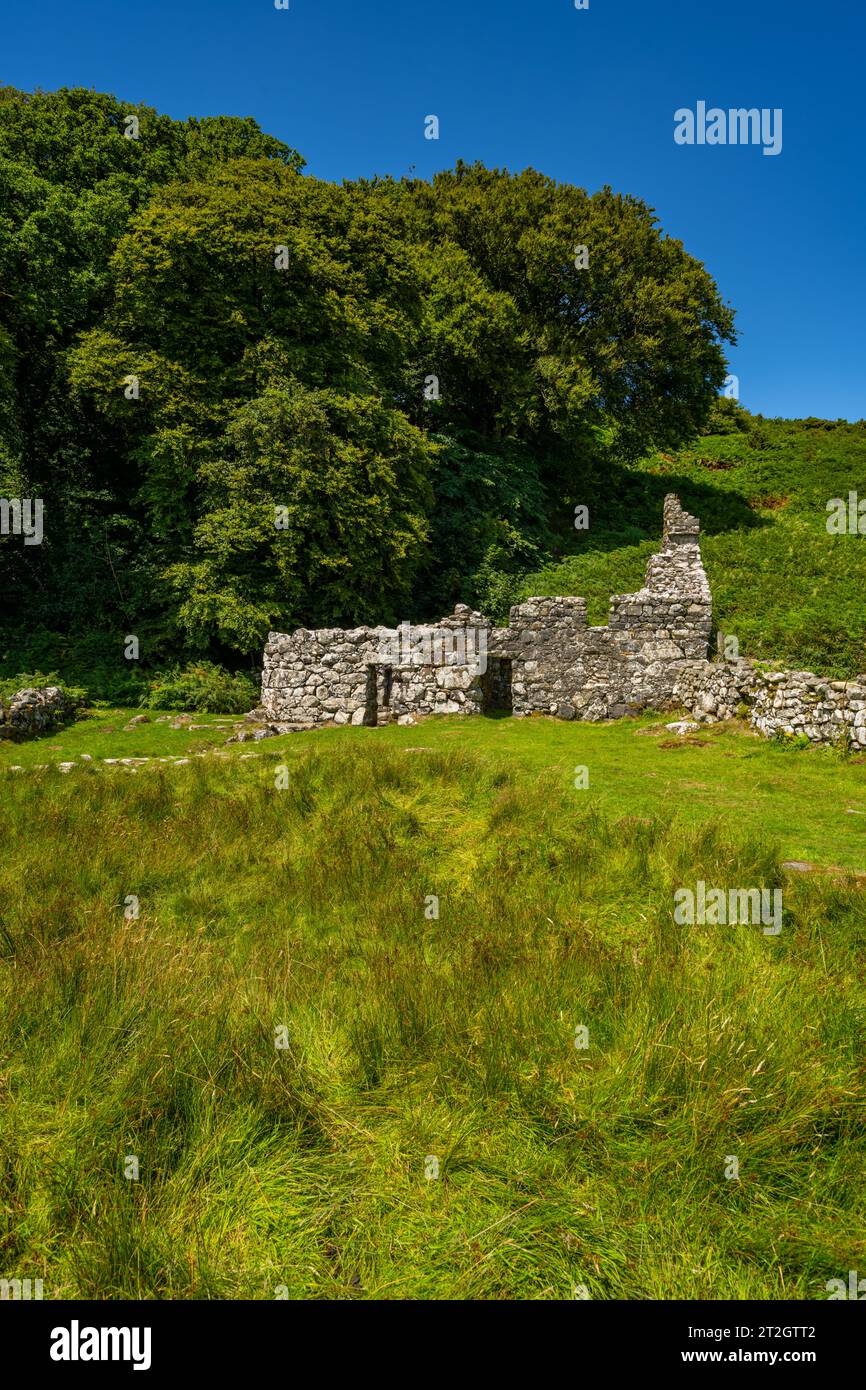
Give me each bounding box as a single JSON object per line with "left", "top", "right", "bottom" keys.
{"left": 2, "top": 713, "right": 864, "bottom": 1299}
{"left": 4, "top": 708, "right": 866, "bottom": 868}
{"left": 0, "top": 709, "right": 240, "bottom": 766}
{"left": 3, "top": 416, "right": 865, "bottom": 1301}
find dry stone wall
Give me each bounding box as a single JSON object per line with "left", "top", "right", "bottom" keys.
{"left": 495, "top": 497, "right": 712, "bottom": 720}
{"left": 261, "top": 494, "right": 713, "bottom": 727}
{"left": 674, "top": 660, "right": 866, "bottom": 748}
{"left": 261, "top": 606, "right": 490, "bottom": 726}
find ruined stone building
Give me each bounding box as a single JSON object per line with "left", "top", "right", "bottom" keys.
{"left": 261, "top": 491, "right": 866, "bottom": 749}
{"left": 261, "top": 494, "right": 712, "bottom": 726}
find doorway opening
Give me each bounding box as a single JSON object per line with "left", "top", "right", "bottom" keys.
{"left": 482, "top": 656, "right": 513, "bottom": 714}
{"left": 364, "top": 664, "right": 394, "bottom": 726}
{"left": 364, "top": 665, "right": 378, "bottom": 726}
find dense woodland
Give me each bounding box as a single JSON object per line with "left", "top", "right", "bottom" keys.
{"left": 0, "top": 86, "right": 737, "bottom": 695}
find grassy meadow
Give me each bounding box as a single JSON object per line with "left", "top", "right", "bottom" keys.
{"left": 1, "top": 715, "right": 864, "bottom": 1299}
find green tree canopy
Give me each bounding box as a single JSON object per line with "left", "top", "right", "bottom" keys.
{"left": 0, "top": 87, "right": 735, "bottom": 672}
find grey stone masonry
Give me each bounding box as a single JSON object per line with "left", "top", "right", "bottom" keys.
{"left": 498, "top": 496, "right": 713, "bottom": 720}
{"left": 261, "top": 605, "right": 491, "bottom": 727}
{"left": 260, "top": 492, "right": 860, "bottom": 747}
{"left": 0, "top": 686, "right": 73, "bottom": 739}
{"left": 673, "top": 660, "right": 866, "bottom": 748}
{"left": 261, "top": 494, "right": 714, "bottom": 728}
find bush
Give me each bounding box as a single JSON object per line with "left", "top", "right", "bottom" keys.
{"left": 0, "top": 629, "right": 149, "bottom": 705}
{"left": 747, "top": 427, "right": 770, "bottom": 449}
{"left": 699, "top": 396, "right": 752, "bottom": 435}
{"left": 139, "top": 662, "right": 259, "bottom": 714}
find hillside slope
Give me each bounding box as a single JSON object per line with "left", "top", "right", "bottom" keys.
{"left": 508, "top": 417, "right": 866, "bottom": 679}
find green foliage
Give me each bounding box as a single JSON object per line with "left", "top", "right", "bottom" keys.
{"left": 0, "top": 86, "right": 736, "bottom": 663}
{"left": 515, "top": 416, "right": 866, "bottom": 676}
{"left": 397, "top": 164, "right": 735, "bottom": 456}
{"left": 420, "top": 436, "right": 550, "bottom": 616}
{"left": 0, "top": 670, "right": 85, "bottom": 706}
{"left": 771, "top": 729, "right": 812, "bottom": 752}
{"left": 164, "top": 377, "right": 436, "bottom": 648}
{"left": 699, "top": 395, "right": 752, "bottom": 435}
{"left": 139, "top": 662, "right": 258, "bottom": 714}
{"left": 1, "top": 627, "right": 150, "bottom": 705}
{"left": 0, "top": 86, "right": 302, "bottom": 653}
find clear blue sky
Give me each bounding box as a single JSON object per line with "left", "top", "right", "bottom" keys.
{"left": 3, "top": 0, "right": 863, "bottom": 419}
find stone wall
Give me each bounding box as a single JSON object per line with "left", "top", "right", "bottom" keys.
{"left": 674, "top": 660, "right": 866, "bottom": 748}
{"left": 261, "top": 494, "right": 713, "bottom": 727}
{"left": 0, "top": 686, "right": 73, "bottom": 740}
{"left": 463, "top": 494, "right": 713, "bottom": 722}
{"left": 261, "top": 606, "right": 490, "bottom": 726}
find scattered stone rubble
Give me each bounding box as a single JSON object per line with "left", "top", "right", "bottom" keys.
{"left": 0, "top": 686, "right": 74, "bottom": 739}
{"left": 6, "top": 752, "right": 262, "bottom": 774}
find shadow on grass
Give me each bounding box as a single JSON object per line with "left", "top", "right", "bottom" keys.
{"left": 547, "top": 462, "right": 768, "bottom": 562}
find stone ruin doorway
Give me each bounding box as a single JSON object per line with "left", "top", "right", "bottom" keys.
{"left": 482, "top": 656, "right": 513, "bottom": 714}
{"left": 364, "top": 664, "right": 393, "bottom": 726}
